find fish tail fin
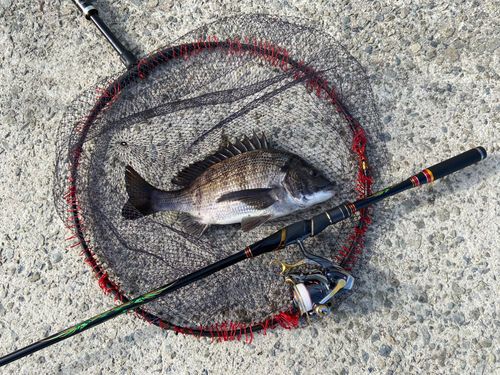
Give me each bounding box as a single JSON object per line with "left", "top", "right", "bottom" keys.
{"left": 122, "top": 166, "right": 159, "bottom": 220}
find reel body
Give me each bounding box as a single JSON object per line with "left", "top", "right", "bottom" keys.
{"left": 271, "top": 240, "right": 354, "bottom": 323}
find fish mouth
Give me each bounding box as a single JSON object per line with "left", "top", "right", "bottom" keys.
{"left": 320, "top": 183, "right": 335, "bottom": 193}
{"left": 304, "top": 186, "right": 335, "bottom": 206}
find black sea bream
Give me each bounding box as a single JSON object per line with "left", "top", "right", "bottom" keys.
{"left": 122, "top": 134, "right": 335, "bottom": 235}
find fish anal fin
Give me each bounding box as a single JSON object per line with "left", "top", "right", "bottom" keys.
{"left": 241, "top": 215, "right": 272, "bottom": 232}
{"left": 172, "top": 133, "right": 270, "bottom": 186}
{"left": 216, "top": 188, "right": 277, "bottom": 210}
{"left": 178, "top": 213, "right": 209, "bottom": 237}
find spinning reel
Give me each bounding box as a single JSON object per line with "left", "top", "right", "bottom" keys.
{"left": 271, "top": 240, "right": 354, "bottom": 324}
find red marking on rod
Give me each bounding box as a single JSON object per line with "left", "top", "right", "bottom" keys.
{"left": 422, "top": 169, "right": 433, "bottom": 183}
{"left": 410, "top": 175, "right": 420, "bottom": 187}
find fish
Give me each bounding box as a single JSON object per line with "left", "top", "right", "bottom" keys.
{"left": 122, "top": 133, "right": 336, "bottom": 236}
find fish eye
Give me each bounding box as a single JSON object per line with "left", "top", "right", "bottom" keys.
{"left": 310, "top": 170, "right": 319, "bottom": 178}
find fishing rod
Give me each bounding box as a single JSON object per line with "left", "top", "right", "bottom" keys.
{"left": 0, "top": 146, "right": 486, "bottom": 366}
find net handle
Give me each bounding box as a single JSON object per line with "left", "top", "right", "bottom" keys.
{"left": 72, "top": 0, "right": 137, "bottom": 68}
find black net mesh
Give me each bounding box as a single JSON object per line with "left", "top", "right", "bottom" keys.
{"left": 54, "top": 15, "right": 380, "bottom": 337}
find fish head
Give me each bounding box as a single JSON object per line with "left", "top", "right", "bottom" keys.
{"left": 281, "top": 157, "right": 335, "bottom": 207}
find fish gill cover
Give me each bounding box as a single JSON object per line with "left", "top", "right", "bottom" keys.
{"left": 53, "top": 14, "right": 381, "bottom": 341}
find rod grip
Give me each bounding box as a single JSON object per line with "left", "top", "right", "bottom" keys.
{"left": 284, "top": 220, "right": 311, "bottom": 245}
{"left": 424, "top": 147, "right": 486, "bottom": 182}
{"left": 311, "top": 206, "right": 348, "bottom": 236}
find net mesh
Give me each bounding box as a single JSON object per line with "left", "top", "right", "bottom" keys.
{"left": 54, "top": 15, "right": 380, "bottom": 339}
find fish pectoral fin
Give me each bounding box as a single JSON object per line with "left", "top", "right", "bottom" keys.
{"left": 178, "top": 213, "right": 209, "bottom": 237}
{"left": 216, "top": 188, "right": 277, "bottom": 210}
{"left": 241, "top": 215, "right": 272, "bottom": 232}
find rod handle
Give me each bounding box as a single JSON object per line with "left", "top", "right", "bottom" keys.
{"left": 423, "top": 147, "right": 486, "bottom": 182}
{"left": 310, "top": 206, "right": 348, "bottom": 237}
{"left": 72, "top": 0, "right": 138, "bottom": 69}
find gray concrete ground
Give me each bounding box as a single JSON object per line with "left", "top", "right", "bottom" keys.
{"left": 1, "top": 0, "right": 499, "bottom": 374}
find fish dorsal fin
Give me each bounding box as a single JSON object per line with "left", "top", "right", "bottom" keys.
{"left": 172, "top": 133, "right": 269, "bottom": 186}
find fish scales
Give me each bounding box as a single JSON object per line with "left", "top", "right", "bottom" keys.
{"left": 179, "top": 150, "right": 291, "bottom": 223}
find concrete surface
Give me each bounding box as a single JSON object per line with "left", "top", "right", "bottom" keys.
{"left": 0, "top": 0, "right": 499, "bottom": 374}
